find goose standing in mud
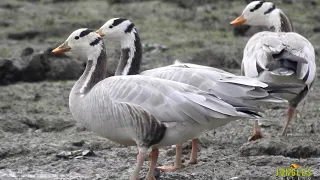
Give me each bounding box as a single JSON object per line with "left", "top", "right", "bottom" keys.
{"left": 230, "top": 1, "right": 316, "bottom": 140}
{"left": 95, "top": 18, "right": 302, "bottom": 171}
{"left": 52, "top": 28, "right": 263, "bottom": 180}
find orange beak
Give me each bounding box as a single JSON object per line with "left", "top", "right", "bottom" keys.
{"left": 52, "top": 42, "right": 71, "bottom": 54}
{"left": 96, "top": 29, "right": 105, "bottom": 37}
{"left": 230, "top": 15, "right": 247, "bottom": 25}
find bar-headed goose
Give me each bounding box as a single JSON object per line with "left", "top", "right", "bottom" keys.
{"left": 95, "top": 18, "right": 302, "bottom": 171}
{"left": 52, "top": 29, "right": 262, "bottom": 180}
{"left": 231, "top": 1, "right": 316, "bottom": 140}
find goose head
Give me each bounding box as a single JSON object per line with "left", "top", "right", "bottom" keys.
{"left": 96, "top": 18, "right": 137, "bottom": 48}
{"left": 230, "top": 1, "right": 279, "bottom": 28}
{"left": 52, "top": 28, "right": 103, "bottom": 59}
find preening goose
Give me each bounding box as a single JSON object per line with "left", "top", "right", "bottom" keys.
{"left": 95, "top": 18, "right": 302, "bottom": 171}
{"left": 231, "top": 1, "right": 316, "bottom": 140}
{"left": 52, "top": 29, "right": 262, "bottom": 180}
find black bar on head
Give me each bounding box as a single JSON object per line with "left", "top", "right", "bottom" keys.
{"left": 112, "top": 18, "right": 127, "bottom": 27}
{"left": 90, "top": 37, "right": 102, "bottom": 46}
{"left": 250, "top": 1, "right": 264, "bottom": 12}
{"left": 264, "top": 4, "right": 276, "bottom": 14}
{"left": 80, "top": 29, "right": 93, "bottom": 37}
{"left": 125, "top": 23, "right": 135, "bottom": 34}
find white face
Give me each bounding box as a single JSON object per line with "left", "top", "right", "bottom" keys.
{"left": 98, "top": 18, "right": 134, "bottom": 41}
{"left": 242, "top": 1, "right": 276, "bottom": 26}
{"left": 64, "top": 28, "right": 102, "bottom": 57}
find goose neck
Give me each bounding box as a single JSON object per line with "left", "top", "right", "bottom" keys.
{"left": 115, "top": 32, "right": 142, "bottom": 76}
{"left": 73, "top": 42, "right": 107, "bottom": 96}
{"left": 268, "top": 9, "right": 293, "bottom": 32}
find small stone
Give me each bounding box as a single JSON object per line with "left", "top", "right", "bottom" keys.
{"left": 8, "top": 31, "right": 40, "bottom": 40}
{"left": 142, "top": 43, "right": 169, "bottom": 53}
{"left": 56, "top": 151, "right": 72, "bottom": 159}
{"left": 282, "top": 0, "right": 293, "bottom": 4}
{"left": 56, "top": 149, "right": 94, "bottom": 159}
{"left": 165, "top": 148, "right": 175, "bottom": 157}
{"left": 82, "top": 149, "right": 94, "bottom": 156}
{"left": 20, "top": 47, "right": 34, "bottom": 57}
{"left": 33, "top": 93, "right": 41, "bottom": 101}
{"left": 313, "top": 26, "right": 320, "bottom": 33}
{"left": 232, "top": 25, "right": 250, "bottom": 37}
{"left": 72, "top": 140, "right": 85, "bottom": 147}
{"left": 75, "top": 126, "right": 86, "bottom": 132}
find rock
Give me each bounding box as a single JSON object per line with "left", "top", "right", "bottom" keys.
{"left": 187, "top": 47, "right": 241, "bottom": 69}
{"left": 142, "top": 43, "right": 169, "bottom": 53}
{"left": 0, "top": 48, "right": 85, "bottom": 84}
{"left": 0, "top": 130, "right": 4, "bottom": 139}
{"left": 0, "top": 117, "right": 29, "bottom": 133}
{"left": 51, "top": 0, "right": 80, "bottom": 3}
{"left": 195, "top": 14, "right": 220, "bottom": 29}
{"left": 244, "top": 0, "right": 253, "bottom": 3}
{"left": 85, "top": 140, "right": 114, "bottom": 151}
{"left": 240, "top": 139, "right": 287, "bottom": 157}
{"left": 0, "top": 4, "right": 21, "bottom": 10}
{"left": 310, "top": 0, "right": 317, "bottom": 6}
{"left": 107, "top": 0, "right": 153, "bottom": 4}
{"left": 233, "top": 25, "right": 268, "bottom": 37}
{"left": 162, "top": 0, "right": 212, "bottom": 9}
{"left": 0, "top": 21, "right": 11, "bottom": 27}
{"left": 282, "top": 0, "right": 293, "bottom": 4}
{"left": 20, "top": 47, "right": 34, "bottom": 57}
{"left": 7, "top": 31, "right": 40, "bottom": 40}
{"left": 313, "top": 26, "right": 320, "bottom": 33}
{"left": 20, "top": 116, "right": 75, "bottom": 132}
{"left": 232, "top": 25, "right": 250, "bottom": 37}
{"left": 41, "top": 48, "right": 85, "bottom": 80}
{"left": 240, "top": 138, "right": 320, "bottom": 158}
{"left": 46, "top": 57, "right": 85, "bottom": 80}
{"left": 0, "top": 145, "right": 30, "bottom": 159}
{"left": 56, "top": 149, "right": 94, "bottom": 159}
{"left": 152, "top": 168, "right": 161, "bottom": 179}
{"left": 165, "top": 148, "right": 176, "bottom": 157}
{"left": 314, "top": 15, "right": 320, "bottom": 22}
{"left": 0, "top": 59, "right": 22, "bottom": 85}
{"left": 72, "top": 140, "right": 85, "bottom": 147}
{"left": 21, "top": 53, "right": 50, "bottom": 82}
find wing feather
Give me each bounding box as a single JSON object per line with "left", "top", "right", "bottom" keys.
{"left": 96, "top": 76, "right": 251, "bottom": 125}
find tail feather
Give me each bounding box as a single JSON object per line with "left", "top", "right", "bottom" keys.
{"left": 264, "top": 82, "right": 304, "bottom": 91}
{"left": 244, "top": 94, "right": 287, "bottom": 104}
{"left": 266, "top": 49, "right": 308, "bottom": 76}
{"left": 237, "top": 110, "right": 262, "bottom": 118}
{"left": 272, "top": 50, "right": 308, "bottom": 64}
{"left": 267, "top": 89, "right": 299, "bottom": 95}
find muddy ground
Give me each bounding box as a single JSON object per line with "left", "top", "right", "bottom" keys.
{"left": 1, "top": 0, "right": 320, "bottom": 179}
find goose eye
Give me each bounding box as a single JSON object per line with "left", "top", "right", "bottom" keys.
{"left": 75, "top": 36, "right": 79, "bottom": 40}
{"left": 109, "top": 25, "right": 113, "bottom": 29}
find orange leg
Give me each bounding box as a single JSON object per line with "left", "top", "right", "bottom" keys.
{"left": 188, "top": 138, "right": 198, "bottom": 164}
{"left": 248, "top": 120, "right": 264, "bottom": 141}
{"left": 130, "top": 150, "right": 146, "bottom": 180}
{"left": 145, "top": 148, "right": 159, "bottom": 180}
{"left": 281, "top": 107, "right": 295, "bottom": 136}
{"left": 157, "top": 144, "right": 182, "bottom": 172}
